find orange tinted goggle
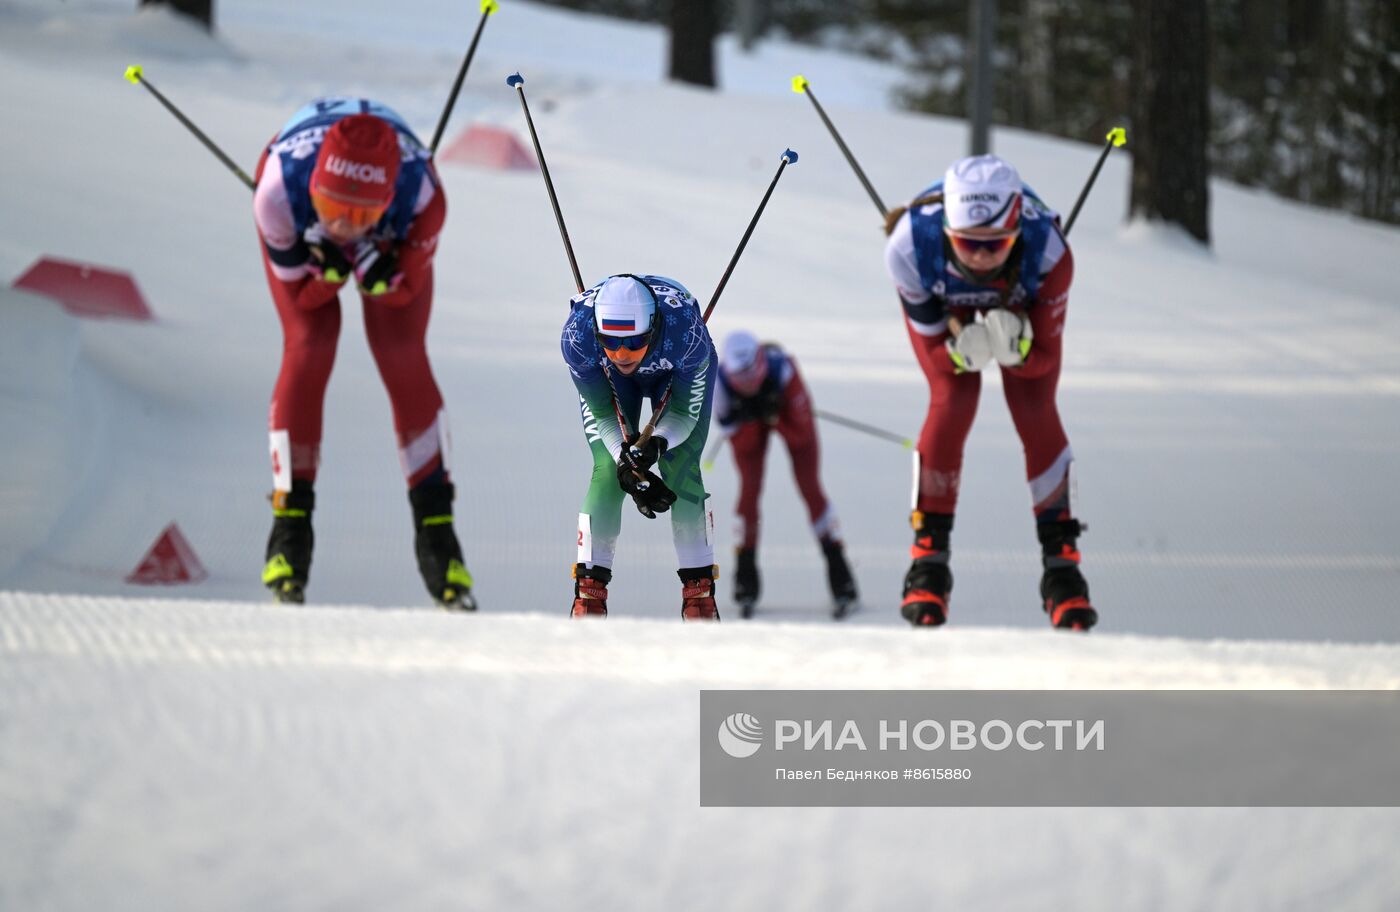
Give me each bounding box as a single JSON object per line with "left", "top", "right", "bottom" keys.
{"left": 603, "top": 342, "right": 649, "bottom": 363}
{"left": 310, "top": 186, "right": 389, "bottom": 232}
{"left": 946, "top": 229, "right": 1019, "bottom": 259}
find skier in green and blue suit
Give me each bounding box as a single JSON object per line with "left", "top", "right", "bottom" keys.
{"left": 560, "top": 274, "right": 720, "bottom": 620}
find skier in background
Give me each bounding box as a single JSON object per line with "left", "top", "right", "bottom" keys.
{"left": 715, "top": 330, "right": 857, "bottom": 618}
{"left": 253, "top": 97, "right": 474, "bottom": 609}
{"left": 883, "top": 153, "right": 1095, "bottom": 631}
{"left": 562, "top": 274, "right": 720, "bottom": 620}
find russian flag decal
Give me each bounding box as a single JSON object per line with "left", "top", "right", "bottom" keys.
{"left": 601, "top": 317, "right": 636, "bottom": 332}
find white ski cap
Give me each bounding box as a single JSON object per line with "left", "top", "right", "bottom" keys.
{"left": 943, "top": 154, "right": 1023, "bottom": 231}
{"left": 594, "top": 275, "right": 656, "bottom": 337}
{"left": 722, "top": 330, "right": 761, "bottom": 375}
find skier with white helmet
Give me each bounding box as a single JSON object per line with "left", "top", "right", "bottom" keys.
{"left": 883, "top": 153, "right": 1096, "bottom": 631}
{"left": 715, "top": 330, "right": 857, "bottom": 618}
{"left": 561, "top": 274, "right": 720, "bottom": 620}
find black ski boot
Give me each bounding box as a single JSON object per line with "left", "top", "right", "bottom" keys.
{"left": 734, "top": 547, "right": 760, "bottom": 618}
{"left": 821, "top": 537, "right": 859, "bottom": 619}
{"left": 409, "top": 482, "right": 477, "bottom": 611}
{"left": 263, "top": 480, "right": 315, "bottom": 604}
{"left": 571, "top": 563, "right": 610, "bottom": 617}
{"left": 1038, "top": 519, "right": 1096, "bottom": 631}
{"left": 901, "top": 512, "right": 953, "bottom": 627}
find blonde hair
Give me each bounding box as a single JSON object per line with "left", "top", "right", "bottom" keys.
{"left": 883, "top": 193, "right": 943, "bottom": 236}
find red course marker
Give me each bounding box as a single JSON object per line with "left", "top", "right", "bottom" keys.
{"left": 438, "top": 125, "right": 536, "bottom": 172}
{"left": 126, "top": 523, "right": 208, "bottom": 585}
{"left": 12, "top": 256, "right": 153, "bottom": 321}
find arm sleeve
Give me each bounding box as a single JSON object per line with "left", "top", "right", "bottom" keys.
{"left": 1005, "top": 238, "right": 1073, "bottom": 380}
{"left": 886, "top": 211, "right": 950, "bottom": 332}
{"left": 884, "top": 212, "right": 931, "bottom": 305}
{"left": 574, "top": 372, "right": 627, "bottom": 462}
{"left": 255, "top": 169, "right": 341, "bottom": 311}
{"left": 778, "top": 352, "right": 796, "bottom": 388}
{"left": 714, "top": 379, "right": 735, "bottom": 432}
{"left": 652, "top": 345, "right": 713, "bottom": 450}
{"left": 253, "top": 160, "right": 313, "bottom": 282}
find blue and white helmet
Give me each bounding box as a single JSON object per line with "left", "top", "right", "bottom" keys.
{"left": 943, "top": 155, "right": 1023, "bottom": 231}
{"left": 594, "top": 275, "right": 658, "bottom": 338}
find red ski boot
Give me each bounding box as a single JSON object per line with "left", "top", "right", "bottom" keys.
{"left": 571, "top": 564, "right": 610, "bottom": 617}
{"left": 680, "top": 566, "right": 720, "bottom": 622}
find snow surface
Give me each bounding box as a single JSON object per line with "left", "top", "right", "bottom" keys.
{"left": 2, "top": 1, "right": 1400, "bottom": 909}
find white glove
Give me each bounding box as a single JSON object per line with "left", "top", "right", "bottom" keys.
{"left": 984, "top": 308, "right": 1033, "bottom": 367}
{"left": 945, "top": 322, "right": 994, "bottom": 373}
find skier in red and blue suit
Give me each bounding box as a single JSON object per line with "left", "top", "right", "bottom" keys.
{"left": 252, "top": 96, "right": 473, "bottom": 609}
{"left": 883, "top": 153, "right": 1095, "bottom": 631}
{"left": 714, "top": 330, "right": 857, "bottom": 617}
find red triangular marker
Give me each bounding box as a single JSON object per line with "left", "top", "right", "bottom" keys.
{"left": 126, "top": 522, "right": 208, "bottom": 585}
{"left": 438, "top": 125, "right": 537, "bottom": 171}
{"left": 12, "top": 256, "right": 154, "bottom": 321}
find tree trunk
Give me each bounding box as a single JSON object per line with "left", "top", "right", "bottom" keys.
{"left": 1129, "top": 0, "right": 1210, "bottom": 244}
{"left": 1021, "top": 0, "right": 1055, "bottom": 129}
{"left": 141, "top": 0, "right": 213, "bottom": 30}
{"left": 668, "top": 0, "right": 718, "bottom": 88}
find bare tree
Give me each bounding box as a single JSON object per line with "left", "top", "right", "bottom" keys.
{"left": 1020, "top": 0, "right": 1055, "bottom": 128}
{"left": 140, "top": 0, "right": 212, "bottom": 30}
{"left": 1129, "top": 0, "right": 1210, "bottom": 244}
{"left": 668, "top": 0, "right": 719, "bottom": 88}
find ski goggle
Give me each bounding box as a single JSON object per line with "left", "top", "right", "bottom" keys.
{"left": 599, "top": 332, "right": 653, "bottom": 352}
{"left": 945, "top": 228, "right": 1019, "bottom": 259}
{"left": 725, "top": 355, "right": 768, "bottom": 395}
{"left": 310, "top": 186, "right": 389, "bottom": 235}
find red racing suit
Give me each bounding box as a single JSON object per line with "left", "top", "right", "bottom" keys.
{"left": 253, "top": 142, "right": 450, "bottom": 492}
{"left": 717, "top": 344, "right": 839, "bottom": 549}
{"left": 884, "top": 200, "right": 1076, "bottom": 522}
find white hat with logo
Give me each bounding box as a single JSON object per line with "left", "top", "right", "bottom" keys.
{"left": 943, "top": 154, "right": 1023, "bottom": 231}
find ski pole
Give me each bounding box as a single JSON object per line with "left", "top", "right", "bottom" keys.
{"left": 429, "top": 0, "right": 501, "bottom": 155}
{"left": 1062, "top": 127, "right": 1127, "bottom": 236}
{"left": 790, "top": 75, "right": 971, "bottom": 340}
{"left": 124, "top": 65, "right": 254, "bottom": 192}
{"left": 507, "top": 72, "right": 653, "bottom": 487}
{"left": 701, "top": 434, "right": 727, "bottom": 472}
{"left": 702, "top": 148, "right": 798, "bottom": 323}
{"left": 791, "top": 75, "right": 885, "bottom": 214}
{"left": 507, "top": 72, "right": 584, "bottom": 293}
{"left": 637, "top": 148, "right": 800, "bottom": 451}
{"left": 703, "top": 411, "right": 911, "bottom": 471}
{"left": 815, "top": 409, "right": 913, "bottom": 448}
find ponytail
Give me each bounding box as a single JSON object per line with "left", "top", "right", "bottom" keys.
{"left": 883, "top": 193, "right": 943, "bottom": 236}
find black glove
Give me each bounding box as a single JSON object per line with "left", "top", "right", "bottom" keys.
{"left": 635, "top": 473, "right": 677, "bottom": 518}
{"left": 732, "top": 389, "right": 782, "bottom": 426}
{"left": 617, "top": 461, "right": 676, "bottom": 518}
{"left": 305, "top": 234, "right": 353, "bottom": 284}
{"left": 623, "top": 434, "right": 667, "bottom": 473}
{"left": 354, "top": 243, "right": 403, "bottom": 296}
